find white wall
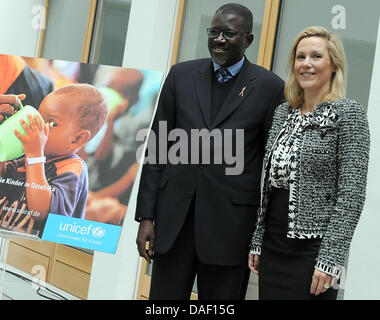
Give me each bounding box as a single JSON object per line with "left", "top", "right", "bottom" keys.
{"left": 344, "top": 18, "right": 380, "bottom": 299}
{"left": 0, "top": 0, "right": 45, "bottom": 57}
{"left": 87, "top": 0, "right": 180, "bottom": 300}
{"left": 122, "top": 0, "right": 178, "bottom": 72}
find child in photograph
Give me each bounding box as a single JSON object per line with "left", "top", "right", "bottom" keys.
{"left": 0, "top": 84, "right": 108, "bottom": 237}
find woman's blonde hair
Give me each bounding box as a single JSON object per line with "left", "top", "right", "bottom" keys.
{"left": 285, "top": 26, "right": 347, "bottom": 108}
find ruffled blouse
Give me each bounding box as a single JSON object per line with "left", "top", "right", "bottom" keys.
{"left": 268, "top": 108, "right": 313, "bottom": 189}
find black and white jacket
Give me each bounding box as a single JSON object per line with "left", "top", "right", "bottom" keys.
{"left": 250, "top": 98, "right": 370, "bottom": 277}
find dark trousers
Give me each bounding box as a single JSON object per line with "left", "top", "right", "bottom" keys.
{"left": 149, "top": 199, "right": 250, "bottom": 300}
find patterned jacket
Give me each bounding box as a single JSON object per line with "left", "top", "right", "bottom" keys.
{"left": 250, "top": 98, "right": 370, "bottom": 277}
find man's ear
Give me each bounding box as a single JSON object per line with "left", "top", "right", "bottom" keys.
{"left": 72, "top": 129, "right": 91, "bottom": 150}
{"left": 245, "top": 33, "right": 254, "bottom": 48}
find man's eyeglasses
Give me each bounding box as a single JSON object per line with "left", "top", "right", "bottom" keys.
{"left": 207, "top": 28, "right": 248, "bottom": 40}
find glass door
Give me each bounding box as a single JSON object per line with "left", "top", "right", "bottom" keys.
{"left": 272, "top": 0, "right": 380, "bottom": 108}
{"left": 40, "top": 0, "right": 94, "bottom": 62}
{"left": 89, "top": 0, "right": 132, "bottom": 66}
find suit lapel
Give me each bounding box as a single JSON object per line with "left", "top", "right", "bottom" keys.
{"left": 211, "top": 60, "right": 257, "bottom": 129}
{"left": 194, "top": 61, "right": 213, "bottom": 129}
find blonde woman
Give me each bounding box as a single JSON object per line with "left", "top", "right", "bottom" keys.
{"left": 248, "top": 26, "right": 370, "bottom": 300}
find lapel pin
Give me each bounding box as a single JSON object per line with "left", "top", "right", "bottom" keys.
{"left": 239, "top": 87, "right": 246, "bottom": 97}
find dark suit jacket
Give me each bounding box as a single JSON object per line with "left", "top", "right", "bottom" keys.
{"left": 135, "top": 57, "right": 284, "bottom": 266}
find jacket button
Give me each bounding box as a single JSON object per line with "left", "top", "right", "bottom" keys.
{"left": 186, "top": 192, "right": 193, "bottom": 198}
{"left": 200, "top": 165, "right": 204, "bottom": 169}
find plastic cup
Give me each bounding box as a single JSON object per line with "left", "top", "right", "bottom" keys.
{"left": 0, "top": 104, "right": 44, "bottom": 161}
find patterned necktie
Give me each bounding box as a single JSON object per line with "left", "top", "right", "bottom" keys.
{"left": 216, "top": 68, "right": 232, "bottom": 83}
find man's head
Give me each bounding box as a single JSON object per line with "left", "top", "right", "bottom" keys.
{"left": 208, "top": 3, "right": 254, "bottom": 67}
{"left": 38, "top": 84, "right": 108, "bottom": 157}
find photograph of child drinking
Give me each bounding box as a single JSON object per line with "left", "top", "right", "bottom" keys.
{"left": 0, "top": 84, "right": 108, "bottom": 237}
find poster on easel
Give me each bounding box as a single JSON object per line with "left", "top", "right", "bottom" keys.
{"left": 0, "top": 54, "right": 163, "bottom": 253}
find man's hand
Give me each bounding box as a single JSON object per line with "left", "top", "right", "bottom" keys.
{"left": 0, "top": 94, "right": 25, "bottom": 124}
{"left": 136, "top": 219, "right": 155, "bottom": 264}
{"left": 14, "top": 114, "right": 49, "bottom": 158}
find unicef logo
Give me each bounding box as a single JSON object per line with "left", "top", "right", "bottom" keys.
{"left": 92, "top": 226, "right": 106, "bottom": 238}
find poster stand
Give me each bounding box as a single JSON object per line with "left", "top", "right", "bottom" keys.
{"left": 0, "top": 234, "right": 10, "bottom": 299}
{"left": 0, "top": 230, "right": 40, "bottom": 300}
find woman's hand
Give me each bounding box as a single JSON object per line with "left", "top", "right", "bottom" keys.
{"left": 310, "top": 268, "right": 333, "bottom": 295}
{"left": 0, "top": 94, "right": 25, "bottom": 124}
{"left": 248, "top": 253, "right": 260, "bottom": 275}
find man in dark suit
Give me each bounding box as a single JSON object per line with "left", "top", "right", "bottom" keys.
{"left": 135, "top": 3, "right": 284, "bottom": 300}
